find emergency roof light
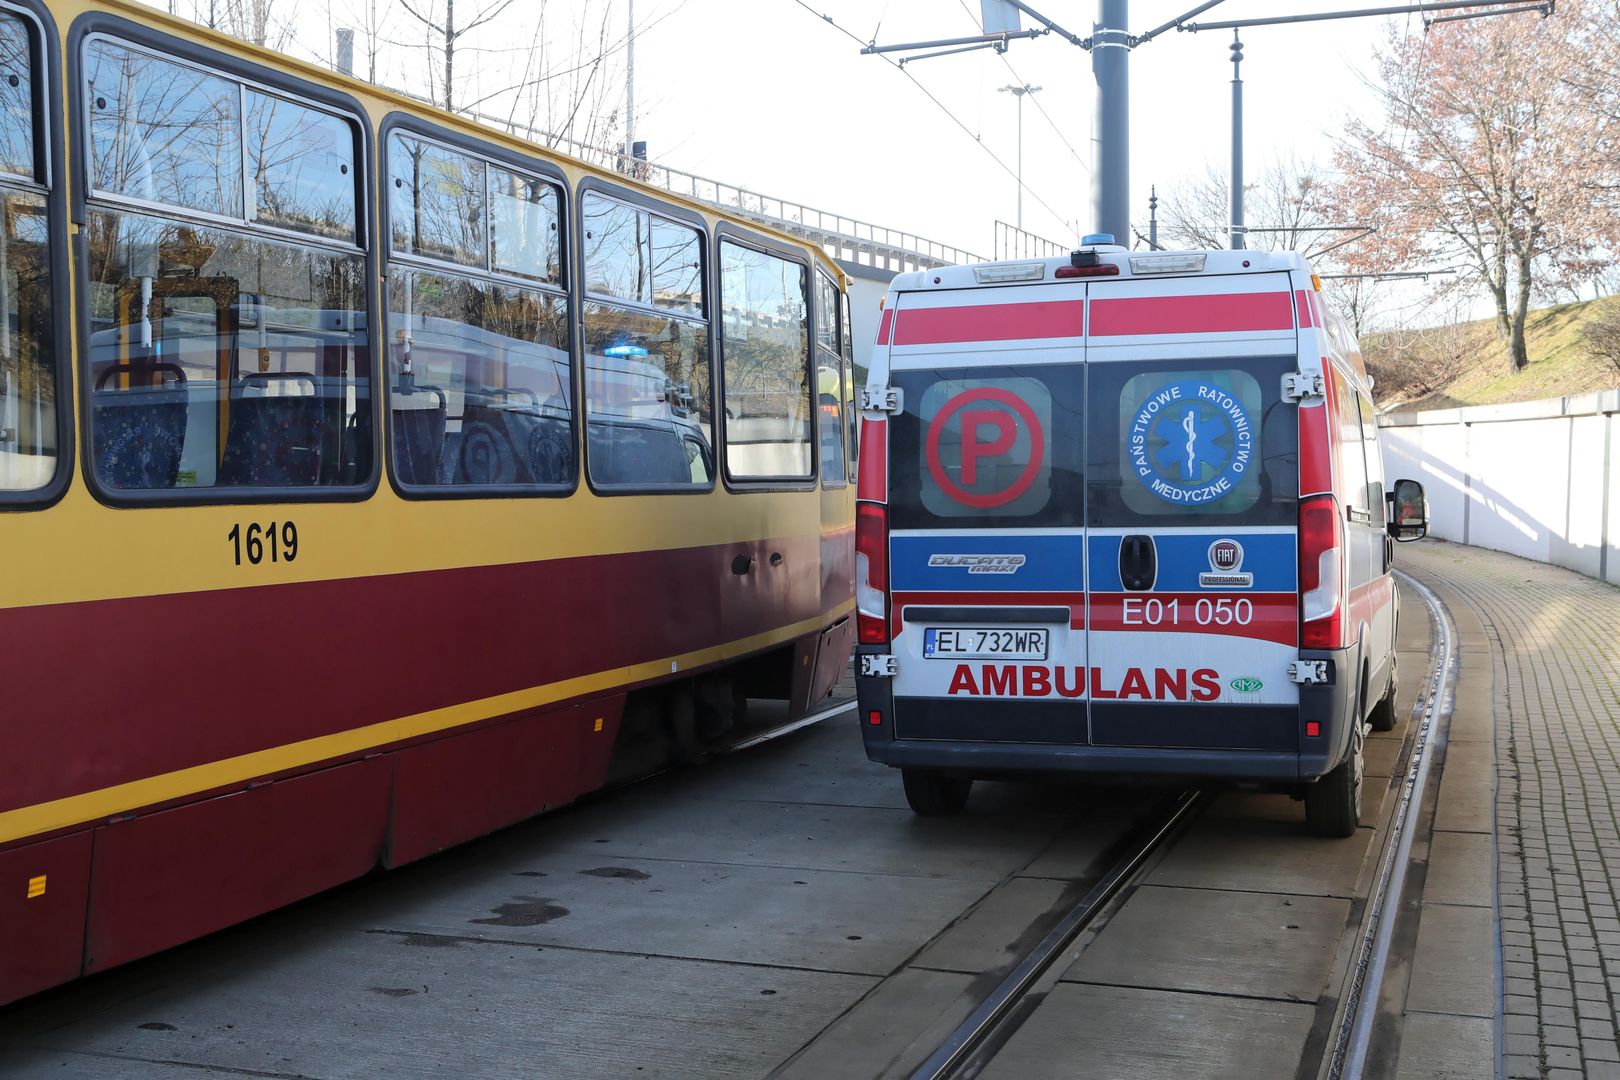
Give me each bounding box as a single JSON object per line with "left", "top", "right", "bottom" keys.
{"left": 1130, "top": 253, "right": 1207, "bottom": 275}
{"left": 1081, "top": 233, "right": 1115, "bottom": 246}
{"left": 973, "top": 262, "right": 1046, "bottom": 284}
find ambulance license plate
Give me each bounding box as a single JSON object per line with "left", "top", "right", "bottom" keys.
{"left": 923, "top": 628, "right": 1049, "bottom": 661}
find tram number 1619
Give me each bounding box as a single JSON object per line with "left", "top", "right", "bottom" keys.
{"left": 1120, "top": 596, "right": 1253, "bottom": 627}
{"left": 228, "top": 521, "right": 299, "bottom": 566}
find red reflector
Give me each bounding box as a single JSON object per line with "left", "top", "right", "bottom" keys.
{"left": 1305, "top": 720, "right": 1321, "bottom": 737}
{"left": 1054, "top": 263, "right": 1121, "bottom": 278}
{"left": 867, "top": 711, "right": 882, "bottom": 726}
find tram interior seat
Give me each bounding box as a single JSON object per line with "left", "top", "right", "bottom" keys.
{"left": 218, "top": 372, "right": 327, "bottom": 486}
{"left": 391, "top": 383, "right": 449, "bottom": 485}
{"left": 588, "top": 419, "right": 699, "bottom": 486}
{"left": 91, "top": 361, "right": 189, "bottom": 489}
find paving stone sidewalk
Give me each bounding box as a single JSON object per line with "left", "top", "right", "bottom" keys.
{"left": 1401, "top": 540, "right": 1620, "bottom": 1080}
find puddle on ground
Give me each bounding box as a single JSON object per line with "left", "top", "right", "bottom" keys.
{"left": 578, "top": 867, "right": 650, "bottom": 881}
{"left": 472, "top": 897, "right": 571, "bottom": 927}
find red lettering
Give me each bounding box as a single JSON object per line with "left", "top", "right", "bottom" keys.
{"left": 1090, "top": 667, "right": 1115, "bottom": 699}
{"left": 982, "top": 665, "right": 1016, "bottom": 696}
{"left": 960, "top": 409, "right": 1017, "bottom": 484}
{"left": 1119, "top": 667, "right": 1151, "bottom": 700}
{"left": 948, "top": 664, "right": 978, "bottom": 696}
{"left": 1023, "top": 666, "right": 1052, "bottom": 697}
{"left": 1154, "top": 668, "right": 1188, "bottom": 701}
{"left": 1055, "top": 666, "right": 1087, "bottom": 699}
{"left": 1192, "top": 668, "right": 1221, "bottom": 702}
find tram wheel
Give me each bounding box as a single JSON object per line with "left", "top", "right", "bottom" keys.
{"left": 902, "top": 769, "right": 973, "bottom": 816}
{"left": 1304, "top": 740, "right": 1363, "bottom": 838}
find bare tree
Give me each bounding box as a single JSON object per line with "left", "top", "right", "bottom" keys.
{"left": 1158, "top": 155, "right": 1343, "bottom": 258}
{"left": 1329, "top": 2, "right": 1619, "bottom": 371}
{"left": 397, "top": 0, "right": 518, "bottom": 113}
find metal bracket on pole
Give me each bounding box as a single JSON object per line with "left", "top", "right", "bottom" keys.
{"left": 1181, "top": 0, "right": 1555, "bottom": 33}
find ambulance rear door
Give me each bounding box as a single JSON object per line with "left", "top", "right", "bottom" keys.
{"left": 883, "top": 281, "right": 1089, "bottom": 745}
{"left": 1083, "top": 272, "right": 1303, "bottom": 754}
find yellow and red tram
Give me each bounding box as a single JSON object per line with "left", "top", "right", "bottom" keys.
{"left": 0, "top": 0, "right": 857, "bottom": 1003}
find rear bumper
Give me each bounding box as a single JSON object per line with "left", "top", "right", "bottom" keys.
{"left": 856, "top": 644, "right": 1358, "bottom": 784}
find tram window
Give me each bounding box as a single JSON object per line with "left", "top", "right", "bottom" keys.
{"left": 815, "top": 272, "right": 844, "bottom": 484}
{"left": 0, "top": 14, "right": 33, "bottom": 180}
{"left": 83, "top": 209, "right": 371, "bottom": 491}
{"left": 720, "top": 240, "right": 812, "bottom": 481}
{"left": 489, "top": 166, "right": 561, "bottom": 284}
{"left": 387, "top": 268, "right": 573, "bottom": 489}
{"left": 651, "top": 217, "right": 701, "bottom": 315}
{"left": 85, "top": 41, "right": 243, "bottom": 218}
{"left": 816, "top": 275, "right": 837, "bottom": 352}
{"left": 582, "top": 300, "right": 712, "bottom": 487}
{"left": 388, "top": 133, "right": 485, "bottom": 267}
{"left": 582, "top": 194, "right": 647, "bottom": 304}
{"left": 0, "top": 187, "right": 54, "bottom": 492}
{"left": 245, "top": 90, "right": 356, "bottom": 244}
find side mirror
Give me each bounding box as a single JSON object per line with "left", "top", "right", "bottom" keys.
{"left": 1386, "top": 478, "right": 1428, "bottom": 542}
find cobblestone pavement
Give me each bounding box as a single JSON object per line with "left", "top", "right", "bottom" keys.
{"left": 1401, "top": 540, "right": 1620, "bottom": 1080}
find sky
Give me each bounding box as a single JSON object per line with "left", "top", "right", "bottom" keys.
{"left": 616, "top": 0, "right": 1407, "bottom": 258}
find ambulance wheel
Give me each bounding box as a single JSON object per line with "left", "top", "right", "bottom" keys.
{"left": 1305, "top": 741, "right": 1363, "bottom": 838}
{"left": 902, "top": 769, "right": 973, "bottom": 816}
{"left": 1369, "top": 665, "right": 1399, "bottom": 732}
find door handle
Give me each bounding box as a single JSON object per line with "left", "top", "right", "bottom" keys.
{"left": 731, "top": 554, "right": 755, "bottom": 575}
{"left": 1119, "top": 534, "right": 1157, "bottom": 592}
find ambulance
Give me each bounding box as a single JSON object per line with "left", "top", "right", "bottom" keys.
{"left": 852, "top": 239, "right": 1429, "bottom": 837}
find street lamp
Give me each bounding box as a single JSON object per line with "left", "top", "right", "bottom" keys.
{"left": 997, "top": 83, "right": 1041, "bottom": 231}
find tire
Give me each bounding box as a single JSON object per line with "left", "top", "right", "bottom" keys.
{"left": 1305, "top": 737, "right": 1363, "bottom": 838}
{"left": 902, "top": 769, "right": 973, "bottom": 816}
{"left": 1369, "top": 661, "right": 1399, "bottom": 732}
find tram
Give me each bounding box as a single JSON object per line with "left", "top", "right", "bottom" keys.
{"left": 0, "top": 0, "right": 857, "bottom": 1003}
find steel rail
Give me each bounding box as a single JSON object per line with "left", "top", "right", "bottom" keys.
{"left": 909, "top": 787, "right": 1209, "bottom": 1080}
{"left": 1328, "top": 570, "right": 1459, "bottom": 1079}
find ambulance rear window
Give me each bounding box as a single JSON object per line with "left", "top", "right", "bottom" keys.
{"left": 888, "top": 364, "right": 1084, "bottom": 530}
{"left": 1087, "top": 356, "right": 1298, "bottom": 527}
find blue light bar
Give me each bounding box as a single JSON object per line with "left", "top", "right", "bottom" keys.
{"left": 1081, "top": 233, "right": 1115, "bottom": 246}
{"left": 603, "top": 344, "right": 650, "bottom": 358}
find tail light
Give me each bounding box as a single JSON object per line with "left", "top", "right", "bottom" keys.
{"left": 1299, "top": 494, "right": 1345, "bottom": 649}
{"left": 856, "top": 501, "right": 889, "bottom": 644}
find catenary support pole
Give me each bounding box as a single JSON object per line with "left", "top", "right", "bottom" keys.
{"left": 1230, "top": 31, "right": 1244, "bottom": 249}
{"left": 1091, "top": 0, "right": 1129, "bottom": 241}
{"left": 625, "top": 0, "right": 635, "bottom": 171}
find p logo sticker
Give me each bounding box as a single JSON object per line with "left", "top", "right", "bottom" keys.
{"left": 923, "top": 383, "right": 1048, "bottom": 511}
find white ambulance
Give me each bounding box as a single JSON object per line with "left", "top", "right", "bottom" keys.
{"left": 853, "top": 239, "right": 1429, "bottom": 837}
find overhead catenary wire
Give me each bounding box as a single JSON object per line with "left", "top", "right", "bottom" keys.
{"left": 951, "top": 0, "right": 1090, "bottom": 176}
{"left": 788, "top": 0, "right": 1074, "bottom": 235}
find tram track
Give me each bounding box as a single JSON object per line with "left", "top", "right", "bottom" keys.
{"left": 1325, "top": 571, "right": 1459, "bottom": 1080}
{"left": 907, "top": 787, "right": 1208, "bottom": 1080}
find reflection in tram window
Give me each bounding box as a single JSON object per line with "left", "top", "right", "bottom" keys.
{"left": 83, "top": 211, "right": 370, "bottom": 490}
{"left": 0, "top": 15, "right": 34, "bottom": 180}
{"left": 388, "top": 269, "right": 573, "bottom": 488}
{"left": 490, "top": 165, "right": 560, "bottom": 284}
{"left": 582, "top": 301, "right": 711, "bottom": 487}
{"left": 85, "top": 40, "right": 244, "bottom": 217}
{"left": 245, "top": 90, "right": 357, "bottom": 243}
{"left": 842, "top": 290, "right": 859, "bottom": 479}
{"left": 720, "top": 240, "right": 812, "bottom": 480}
{"left": 0, "top": 9, "right": 53, "bottom": 494}
{"left": 388, "top": 132, "right": 485, "bottom": 268}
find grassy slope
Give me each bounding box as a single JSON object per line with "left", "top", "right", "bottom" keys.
{"left": 1366, "top": 293, "right": 1620, "bottom": 412}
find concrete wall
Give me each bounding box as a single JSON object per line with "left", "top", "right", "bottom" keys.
{"left": 1379, "top": 390, "right": 1620, "bottom": 586}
